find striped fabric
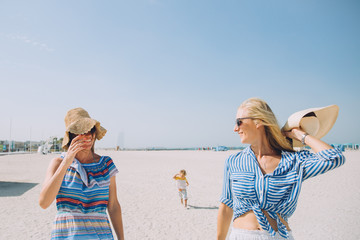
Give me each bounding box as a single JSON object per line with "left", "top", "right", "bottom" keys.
{"left": 220, "top": 146, "right": 345, "bottom": 239}
{"left": 51, "top": 153, "right": 119, "bottom": 239}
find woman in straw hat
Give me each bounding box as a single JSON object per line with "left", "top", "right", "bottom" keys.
{"left": 39, "top": 108, "right": 124, "bottom": 240}
{"left": 217, "top": 98, "right": 345, "bottom": 240}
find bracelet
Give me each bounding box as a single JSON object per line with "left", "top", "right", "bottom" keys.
{"left": 301, "top": 133, "right": 309, "bottom": 145}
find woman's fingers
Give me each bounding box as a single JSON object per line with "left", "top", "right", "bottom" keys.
{"left": 283, "top": 129, "right": 297, "bottom": 139}
{"left": 65, "top": 134, "right": 93, "bottom": 161}
{"left": 70, "top": 136, "right": 92, "bottom": 149}
{"left": 63, "top": 135, "right": 92, "bottom": 165}
{"left": 283, "top": 128, "right": 307, "bottom": 142}
{"left": 283, "top": 131, "right": 292, "bottom": 138}
{"left": 71, "top": 135, "right": 87, "bottom": 145}
{"left": 68, "top": 142, "right": 85, "bottom": 154}
{"left": 71, "top": 135, "right": 83, "bottom": 142}
{"left": 70, "top": 141, "right": 89, "bottom": 152}
{"left": 71, "top": 143, "right": 92, "bottom": 156}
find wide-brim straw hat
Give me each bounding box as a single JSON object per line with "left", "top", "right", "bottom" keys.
{"left": 282, "top": 105, "right": 339, "bottom": 147}
{"left": 62, "top": 107, "right": 107, "bottom": 149}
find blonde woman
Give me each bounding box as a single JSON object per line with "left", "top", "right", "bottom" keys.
{"left": 39, "top": 108, "right": 124, "bottom": 239}
{"left": 217, "top": 98, "right": 345, "bottom": 240}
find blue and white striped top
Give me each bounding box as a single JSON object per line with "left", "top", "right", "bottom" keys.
{"left": 51, "top": 153, "right": 119, "bottom": 239}
{"left": 220, "top": 146, "right": 345, "bottom": 239}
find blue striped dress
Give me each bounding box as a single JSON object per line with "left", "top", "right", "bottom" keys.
{"left": 51, "top": 153, "right": 119, "bottom": 239}
{"left": 220, "top": 146, "right": 345, "bottom": 239}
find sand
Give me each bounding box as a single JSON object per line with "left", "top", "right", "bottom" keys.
{"left": 0, "top": 150, "right": 359, "bottom": 240}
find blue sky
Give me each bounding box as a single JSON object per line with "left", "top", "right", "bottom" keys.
{"left": 0, "top": 0, "right": 359, "bottom": 148}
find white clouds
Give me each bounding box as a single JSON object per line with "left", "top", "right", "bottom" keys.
{"left": 6, "top": 33, "right": 54, "bottom": 52}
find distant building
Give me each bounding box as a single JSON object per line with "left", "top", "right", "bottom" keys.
{"left": 0, "top": 139, "right": 59, "bottom": 153}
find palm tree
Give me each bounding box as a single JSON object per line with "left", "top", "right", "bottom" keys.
{"left": 58, "top": 138, "right": 64, "bottom": 151}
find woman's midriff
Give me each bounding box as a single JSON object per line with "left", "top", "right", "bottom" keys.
{"left": 233, "top": 210, "right": 291, "bottom": 232}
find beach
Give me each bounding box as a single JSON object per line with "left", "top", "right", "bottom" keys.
{"left": 0, "top": 150, "right": 359, "bottom": 240}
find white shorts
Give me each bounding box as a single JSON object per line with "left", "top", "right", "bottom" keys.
{"left": 229, "top": 228, "right": 294, "bottom": 240}
{"left": 178, "top": 189, "right": 188, "bottom": 200}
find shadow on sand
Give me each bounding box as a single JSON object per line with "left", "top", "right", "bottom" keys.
{"left": 0, "top": 181, "right": 38, "bottom": 197}
{"left": 188, "top": 205, "right": 219, "bottom": 210}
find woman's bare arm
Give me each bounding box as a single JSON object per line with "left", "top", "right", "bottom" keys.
{"left": 284, "top": 127, "right": 333, "bottom": 153}
{"left": 108, "top": 176, "right": 124, "bottom": 240}
{"left": 217, "top": 203, "right": 233, "bottom": 240}
{"left": 39, "top": 157, "right": 70, "bottom": 209}
{"left": 39, "top": 135, "right": 88, "bottom": 209}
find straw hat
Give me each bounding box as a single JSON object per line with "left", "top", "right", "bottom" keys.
{"left": 62, "top": 108, "right": 107, "bottom": 149}
{"left": 282, "top": 105, "right": 339, "bottom": 147}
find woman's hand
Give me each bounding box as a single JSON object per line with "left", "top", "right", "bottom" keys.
{"left": 39, "top": 134, "right": 93, "bottom": 209}
{"left": 282, "top": 127, "right": 305, "bottom": 142}
{"left": 283, "top": 127, "right": 333, "bottom": 152}
{"left": 64, "top": 135, "right": 92, "bottom": 166}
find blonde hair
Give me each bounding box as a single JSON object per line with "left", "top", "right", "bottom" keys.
{"left": 180, "top": 169, "right": 187, "bottom": 176}
{"left": 239, "top": 98, "right": 294, "bottom": 152}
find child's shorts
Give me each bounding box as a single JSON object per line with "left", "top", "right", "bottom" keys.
{"left": 178, "top": 189, "right": 188, "bottom": 200}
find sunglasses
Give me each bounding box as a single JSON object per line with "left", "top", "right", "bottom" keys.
{"left": 235, "top": 117, "right": 257, "bottom": 127}
{"left": 68, "top": 127, "right": 96, "bottom": 143}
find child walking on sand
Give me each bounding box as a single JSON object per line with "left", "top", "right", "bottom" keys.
{"left": 173, "top": 169, "right": 189, "bottom": 208}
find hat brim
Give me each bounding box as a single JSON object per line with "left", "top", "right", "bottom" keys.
{"left": 62, "top": 118, "right": 107, "bottom": 149}
{"left": 282, "top": 105, "right": 339, "bottom": 147}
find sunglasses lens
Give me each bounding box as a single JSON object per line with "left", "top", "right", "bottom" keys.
{"left": 236, "top": 119, "right": 242, "bottom": 126}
